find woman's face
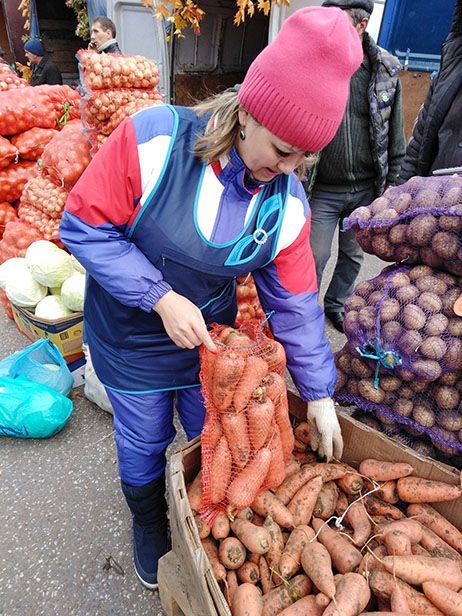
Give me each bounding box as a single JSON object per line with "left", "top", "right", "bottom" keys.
{"left": 235, "top": 109, "right": 307, "bottom": 182}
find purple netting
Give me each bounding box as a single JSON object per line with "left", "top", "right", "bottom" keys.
{"left": 335, "top": 343, "right": 462, "bottom": 459}
{"left": 344, "top": 174, "right": 462, "bottom": 276}
{"left": 343, "top": 264, "right": 462, "bottom": 382}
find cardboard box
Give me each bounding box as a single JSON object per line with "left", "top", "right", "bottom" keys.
{"left": 11, "top": 304, "right": 84, "bottom": 365}
{"left": 161, "top": 391, "right": 462, "bottom": 616}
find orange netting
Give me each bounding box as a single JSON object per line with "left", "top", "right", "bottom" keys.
{"left": 199, "top": 323, "right": 294, "bottom": 524}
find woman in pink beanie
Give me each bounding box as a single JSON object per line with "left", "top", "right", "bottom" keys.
{"left": 60, "top": 6, "right": 362, "bottom": 589}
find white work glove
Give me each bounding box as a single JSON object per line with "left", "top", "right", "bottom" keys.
{"left": 307, "top": 397, "right": 343, "bottom": 462}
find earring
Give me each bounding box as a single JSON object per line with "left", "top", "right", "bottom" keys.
{"left": 239, "top": 128, "right": 246, "bottom": 141}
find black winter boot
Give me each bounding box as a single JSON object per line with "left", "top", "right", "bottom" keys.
{"left": 121, "top": 475, "right": 170, "bottom": 590}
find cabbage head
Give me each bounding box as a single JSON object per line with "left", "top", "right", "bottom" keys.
{"left": 34, "top": 295, "right": 73, "bottom": 320}
{"left": 5, "top": 268, "right": 47, "bottom": 308}
{"left": 0, "top": 257, "right": 28, "bottom": 291}
{"left": 61, "top": 273, "right": 85, "bottom": 312}
{"left": 26, "top": 240, "right": 74, "bottom": 288}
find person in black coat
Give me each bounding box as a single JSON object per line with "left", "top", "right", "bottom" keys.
{"left": 398, "top": 0, "right": 462, "bottom": 180}
{"left": 24, "top": 39, "right": 62, "bottom": 86}
{"left": 89, "top": 16, "right": 121, "bottom": 54}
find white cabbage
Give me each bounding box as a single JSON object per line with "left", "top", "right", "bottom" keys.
{"left": 5, "top": 268, "right": 47, "bottom": 308}
{"left": 0, "top": 257, "right": 28, "bottom": 290}
{"left": 34, "top": 295, "right": 73, "bottom": 320}
{"left": 61, "top": 272, "right": 85, "bottom": 312}
{"left": 25, "top": 240, "right": 74, "bottom": 287}
{"left": 49, "top": 286, "right": 62, "bottom": 296}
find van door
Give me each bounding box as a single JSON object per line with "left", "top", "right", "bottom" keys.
{"left": 107, "top": 0, "right": 171, "bottom": 100}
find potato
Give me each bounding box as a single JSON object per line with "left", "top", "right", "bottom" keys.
{"left": 351, "top": 206, "right": 371, "bottom": 223}
{"left": 424, "top": 313, "right": 448, "bottom": 337}
{"left": 409, "top": 380, "right": 430, "bottom": 393}
{"left": 408, "top": 264, "right": 433, "bottom": 281}
{"left": 380, "top": 375, "right": 402, "bottom": 392}
{"left": 370, "top": 196, "right": 390, "bottom": 215}
{"left": 398, "top": 385, "right": 413, "bottom": 398}
{"left": 388, "top": 224, "right": 407, "bottom": 245}
{"left": 405, "top": 176, "right": 426, "bottom": 191}
{"left": 394, "top": 244, "right": 420, "bottom": 263}
{"left": 441, "top": 185, "right": 462, "bottom": 206}
{"left": 347, "top": 379, "right": 359, "bottom": 396}
{"left": 431, "top": 231, "right": 458, "bottom": 259}
{"left": 379, "top": 298, "right": 400, "bottom": 322}
{"left": 383, "top": 390, "right": 398, "bottom": 406}
{"left": 371, "top": 234, "right": 395, "bottom": 260}
{"left": 355, "top": 280, "right": 375, "bottom": 298}
{"left": 344, "top": 295, "right": 366, "bottom": 311}
{"left": 439, "top": 214, "right": 462, "bottom": 231}
{"left": 417, "top": 292, "right": 442, "bottom": 314}
{"left": 343, "top": 310, "right": 359, "bottom": 336}
{"left": 381, "top": 320, "right": 402, "bottom": 340}
{"left": 411, "top": 440, "right": 436, "bottom": 458}
{"left": 447, "top": 318, "right": 462, "bottom": 337}
{"left": 445, "top": 338, "right": 462, "bottom": 371}
{"left": 412, "top": 359, "right": 442, "bottom": 380}
{"left": 415, "top": 275, "right": 447, "bottom": 294}
{"left": 357, "top": 379, "right": 385, "bottom": 404}
{"left": 395, "top": 284, "right": 419, "bottom": 303}
{"left": 356, "top": 229, "right": 373, "bottom": 252}
{"left": 413, "top": 188, "right": 440, "bottom": 208}
{"left": 336, "top": 369, "right": 347, "bottom": 392}
{"left": 358, "top": 306, "right": 377, "bottom": 330}
{"left": 351, "top": 357, "right": 373, "bottom": 378}
{"left": 406, "top": 214, "right": 438, "bottom": 247}
{"left": 437, "top": 411, "right": 462, "bottom": 432}
{"left": 430, "top": 426, "right": 460, "bottom": 455}
{"left": 337, "top": 352, "right": 352, "bottom": 373}
{"left": 397, "top": 367, "right": 415, "bottom": 381}
{"left": 375, "top": 408, "right": 396, "bottom": 426}
{"left": 369, "top": 290, "right": 385, "bottom": 305}
{"left": 412, "top": 403, "right": 435, "bottom": 427}
{"left": 402, "top": 304, "right": 426, "bottom": 330}
{"left": 419, "top": 246, "right": 444, "bottom": 269}
{"left": 419, "top": 336, "right": 447, "bottom": 360}
{"left": 442, "top": 287, "right": 461, "bottom": 313}
{"left": 393, "top": 398, "right": 413, "bottom": 417}
{"left": 439, "top": 371, "right": 458, "bottom": 386}
{"left": 434, "top": 271, "right": 456, "bottom": 285}
{"left": 434, "top": 385, "right": 460, "bottom": 410}
{"left": 393, "top": 192, "right": 412, "bottom": 213}
{"left": 389, "top": 271, "right": 411, "bottom": 288}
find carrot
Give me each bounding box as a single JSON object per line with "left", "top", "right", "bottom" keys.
{"left": 274, "top": 397, "right": 294, "bottom": 461}
{"left": 278, "top": 595, "right": 324, "bottom": 616}
{"left": 212, "top": 350, "right": 246, "bottom": 411}
{"left": 369, "top": 569, "right": 444, "bottom": 616}
{"left": 384, "top": 530, "right": 412, "bottom": 556}
{"left": 219, "top": 537, "right": 246, "bottom": 570}
{"left": 390, "top": 585, "right": 411, "bottom": 614}
{"left": 246, "top": 394, "right": 275, "bottom": 449}
{"left": 260, "top": 338, "right": 286, "bottom": 373}
{"left": 379, "top": 519, "right": 423, "bottom": 545}
{"left": 228, "top": 448, "right": 272, "bottom": 510}
{"left": 261, "top": 574, "right": 311, "bottom": 616}
{"left": 206, "top": 421, "right": 223, "bottom": 453}
{"left": 397, "top": 476, "right": 462, "bottom": 503}
{"left": 293, "top": 439, "right": 307, "bottom": 453}
{"left": 212, "top": 510, "right": 230, "bottom": 540}
{"left": 359, "top": 459, "right": 414, "bottom": 482}
{"left": 251, "top": 490, "right": 294, "bottom": 529}
{"left": 419, "top": 525, "right": 462, "bottom": 562}
{"left": 234, "top": 356, "right": 269, "bottom": 411}
{"left": 237, "top": 561, "right": 260, "bottom": 584}
{"left": 264, "top": 516, "right": 285, "bottom": 574}
{"left": 225, "top": 330, "right": 252, "bottom": 347}
{"left": 285, "top": 458, "right": 301, "bottom": 479}
{"left": 344, "top": 500, "right": 372, "bottom": 547}
{"left": 221, "top": 411, "right": 251, "bottom": 469}
{"left": 300, "top": 540, "right": 335, "bottom": 598}
{"left": 231, "top": 582, "right": 264, "bottom": 616}
{"left": 311, "top": 517, "right": 363, "bottom": 574}
{"left": 187, "top": 470, "right": 202, "bottom": 512}
{"left": 335, "top": 489, "right": 349, "bottom": 516}
{"left": 287, "top": 475, "right": 323, "bottom": 527}
{"left": 279, "top": 525, "right": 315, "bottom": 579}
{"left": 217, "top": 325, "right": 236, "bottom": 342}
{"left": 382, "top": 555, "right": 462, "bottom": 591}
{"left": 358, "top": 544, "right": 387, "bottom": 576}
{"left": 363, "top": 494, "right": 404, "bottom": 519}
{"left": 336, "top": 466, "right": 364, "bottom": 495}
{"left": 366, "top": 480, "right": 400, "bottom": 504}
{"left": 262, "top": 371, "right": 285, "bottom": 402}
{"left": 224, "top": 569, "right": 238, "bottom": 608}
{"left": 264, "top": 426, "right": 287, "bottom": 489}
{"left": 292, "top": 451, "right": 317, "bottom": 464}
{"left": 411, "top": 543, "right": 430, "bottom": 556}
{"left": 422, "top": 581, "right": 462, "bottom": 616}
{"left": 260, "top": 555, "right": 274, "bottom": 594}
{"left": 407, "top": 503, "right": 462, "bottom": 553}
{"left": 293, "top": 421, "right": 312, "bottom": 445}
{"left": 230, "top": 518, "right": 272, "bottom": 555}
{"left": 202, "top": 537, "right": 226, "bottom": 582}
{"left": 322, "top": 572, "right": 371, "bottom": 616}
{"left": 210, "top": 435, "right": 232, "bottom": 504}
{"left": 313, "top": 482, "right": 339, "bottom": 520}
{"left": 194, "top": 512, "right": 211, "bottom": 539}
{"left": 276, "top": 464, "right": 346, "bottom": 506}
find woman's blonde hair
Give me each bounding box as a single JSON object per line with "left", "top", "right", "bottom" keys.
{"left": 192, "top": 90, "right": 318, "bottom": 180}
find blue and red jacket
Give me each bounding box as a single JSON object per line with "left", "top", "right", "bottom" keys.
{"left": 59, "top": 105, "right": 337, "bottom": 398}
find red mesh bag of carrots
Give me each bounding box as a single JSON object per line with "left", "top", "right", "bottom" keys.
{"left": 235, "top": 274, "right": 267, "bottom": 328}
{"left": 199, "top": 323, "right": 294, "bottom": 524}
{"left": 41, "top": 121, "right": 92, "bottom": 188}
{"left": 11, "top": 127, "right": 59, "bottom": 161}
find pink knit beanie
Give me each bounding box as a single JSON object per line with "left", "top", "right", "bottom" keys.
{"left": 238, "top": 6, "right": 363, "bottom": 152}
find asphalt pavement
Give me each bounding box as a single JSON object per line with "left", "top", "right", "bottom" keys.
{"left": 0, "top": 242, "right": 384, "bottom": 616}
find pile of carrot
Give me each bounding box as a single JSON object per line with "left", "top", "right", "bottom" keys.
{"left": 235, "top": 275, "right": 267, "bottom": 328}
{"left": 187, "top": 420, "right": 462, "bottom": 616}
{"left": 199, "top": 325, "right": 294, "bottom": 520}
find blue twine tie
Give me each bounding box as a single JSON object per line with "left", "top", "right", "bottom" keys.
{"left": 355, "top": 337, "right": 402, "bottom": 389}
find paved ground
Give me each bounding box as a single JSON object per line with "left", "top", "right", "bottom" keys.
{"left": 0, "top": 243, "right": 384, "bottom": 615}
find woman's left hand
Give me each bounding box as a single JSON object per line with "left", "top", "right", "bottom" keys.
{"left": 153, "top": 290, "right": 217, "bottom": 352}
{"left": 306, "top": 397, "right": 343, "bottom": 461}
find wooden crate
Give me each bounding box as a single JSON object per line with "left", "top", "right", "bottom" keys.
{"left": 160, "top": 392, "right": 462, "bottom": 616}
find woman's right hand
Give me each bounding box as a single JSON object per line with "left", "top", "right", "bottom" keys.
{"left": 153, "top": 290, "right": 217, "bottom": 352}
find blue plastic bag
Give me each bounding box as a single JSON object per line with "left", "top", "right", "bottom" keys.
{"left": 0, "top": 376, "right": 73, "bottom": 438}
{"left": 0, "top": 340, "right": 73, "bottom": 395}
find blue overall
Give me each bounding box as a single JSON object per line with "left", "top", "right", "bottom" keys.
{"left": 85, "top": 107, "right": 292, "bottom": 484}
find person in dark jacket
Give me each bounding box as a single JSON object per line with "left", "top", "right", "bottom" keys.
{"left": 89, "top": 16, "right": 121, "bottom": 54}
{"left": 24, "top": 39, "right": 62, "bottom": 86}
{"left": 398, "top": 0, "right": 462, "bottom": 181}
{"left": 307, "top": 0, "right": 405, "bottom": 333}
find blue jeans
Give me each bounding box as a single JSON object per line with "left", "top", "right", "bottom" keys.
{"left": 309, "top": 188, "right": 374, "bottom": 314}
